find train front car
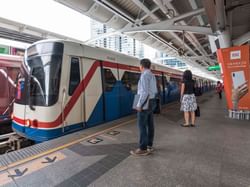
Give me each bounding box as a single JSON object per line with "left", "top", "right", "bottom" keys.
{"left": 12, "top": 41, "right": 64, "bottom": 142}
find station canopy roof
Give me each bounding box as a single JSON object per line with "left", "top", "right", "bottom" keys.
{"left": 0, "top": 0, "right": 249, "bottom": 80}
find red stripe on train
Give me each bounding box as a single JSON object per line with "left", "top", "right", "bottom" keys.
{"left": 13, "top": 60, "right": 181, "bottom": 128}
{"left": 14, "top": 61, "right": 100, "bottom": 128}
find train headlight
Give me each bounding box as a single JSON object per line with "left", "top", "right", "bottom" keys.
{"left": 25, "top": 119, "right": 31, "bottom": 127}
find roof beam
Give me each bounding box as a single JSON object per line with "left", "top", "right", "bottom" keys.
{"left": 122, "top": 24, "right": 213, "bottom": 36}
{"left": 152, "top": 0, "right": 206, "bottom": 60}
{"left": 140, "top": 6, "right": 159, "bottom": 21}
{"left": 121, "top": 9, "right": 213, "bottom": 36}
{"left": 88, "top": 0, "right": 213, "bottom": 74}
{"left": 132, "top": 1, "right": 211, "bottom": 66}
{"left": 132, "top": 0, "right": 159, "bottom": 22}
{"left": 93, "top": 0, "right": 135, "bottom": 23}
{"left": 160, "top": 1, "right": 214, "bottom": 65}
{"left": 232, "top": 31, "right": 250, "bottom": 46}
{"left": 215, "top": 0, "right": 226, "bottom": 32}
{"left": 188, "top": 0, "right": 205, "bottom": 26}
{"left": 188, "top": 0, "right": 213, "bottom": 64}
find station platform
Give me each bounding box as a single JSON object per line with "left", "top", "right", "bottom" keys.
{"left": 1, "top": 92, "right": 250, "bottom": 187}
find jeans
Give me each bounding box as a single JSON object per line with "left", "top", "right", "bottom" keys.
{"left": 137, "top": 99, "right": 155, "bottom": 150}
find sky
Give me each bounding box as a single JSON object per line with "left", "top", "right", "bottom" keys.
{"left": 0, "top": 0, "right": 158, "bottom": 59}
{"left": 0, "top": 0, "right": 91, "bottom": 42}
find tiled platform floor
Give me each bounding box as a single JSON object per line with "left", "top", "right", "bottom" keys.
{"left": 1, "top": 92, "right": 250, "bottom": 187}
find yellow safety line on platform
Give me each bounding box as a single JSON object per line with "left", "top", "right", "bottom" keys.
{"left": 0, "top": 118, "right": 136, "bottom": 172}
{"left": 0, "top": 152, "right": 66, "bottom": 185}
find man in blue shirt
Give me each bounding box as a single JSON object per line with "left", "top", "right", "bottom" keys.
{"left": 130, "top": 58, "right": 157, "bottom": 156}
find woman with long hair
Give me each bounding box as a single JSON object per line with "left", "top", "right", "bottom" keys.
{"left": 180, "top": 70, "right": 197, "bottom": 127}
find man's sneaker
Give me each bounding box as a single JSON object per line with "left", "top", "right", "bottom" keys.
{"left": 130, "top": 148, "right": 149, "bottom": 156}
{"left": 147, "top": 146, "right": 154, "bottom": 153}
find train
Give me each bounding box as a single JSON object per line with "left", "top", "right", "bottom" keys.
{"left": 0, "top": 54, "right": 22, "bottom": 125}
{"left": 12, "top": 39, "right": 215, "bottom": 142}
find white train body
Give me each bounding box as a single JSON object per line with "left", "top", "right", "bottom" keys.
{"left": 12, "top": 39, "right": 212, "bottom": 142}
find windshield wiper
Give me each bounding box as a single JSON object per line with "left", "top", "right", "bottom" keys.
{"left": 28, "top": 74, "right": 46, "bottom": 110}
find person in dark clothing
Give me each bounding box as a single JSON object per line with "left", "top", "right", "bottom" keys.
{"left": 216, "top": 81, "right": 223, "bottom": 99}
{"left": 180, "top": 70, "right": 197, "bottom": 127}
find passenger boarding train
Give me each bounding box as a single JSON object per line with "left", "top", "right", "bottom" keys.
{"left": 12, "top": 39, "right": 214, "bottom": 142}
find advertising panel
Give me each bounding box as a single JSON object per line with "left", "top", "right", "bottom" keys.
{"left": 217, "top": 45, "right": 250, "bottom": 110}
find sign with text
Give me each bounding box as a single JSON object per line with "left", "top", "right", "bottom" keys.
{"left": 217, "top": 45, "right": 250, "bottom": 110}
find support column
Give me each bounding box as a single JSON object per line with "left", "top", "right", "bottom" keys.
{"left": 217, "top": 30, "right": 232, "bottom": 48}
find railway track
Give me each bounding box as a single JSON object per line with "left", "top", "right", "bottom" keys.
{"left": 0, "top": 132, "right": 33, "bottom": 154}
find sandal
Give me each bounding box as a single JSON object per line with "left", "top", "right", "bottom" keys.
{"left": 180, "top": 124, "right": 190, "bottom": 127}
{"left": 190, "top": 124, "right": 196, "bottom": 127}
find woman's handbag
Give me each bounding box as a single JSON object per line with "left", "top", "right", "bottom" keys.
{"left": 195, "top": 106, "right": 200, "bottom": 117}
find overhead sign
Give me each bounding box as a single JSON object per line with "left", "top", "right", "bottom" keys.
{"left": 208, "top": 65, "right": 220, "bottom": 71}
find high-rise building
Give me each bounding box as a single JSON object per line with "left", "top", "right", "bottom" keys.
{"left": 90, "top": 20, "right": 144, "bottom": 58}
{"left": 90, "top": 20, "right": 187, "bottom": 68}
{"left": 155, "top": 51, "right": 186, "bottom": 68}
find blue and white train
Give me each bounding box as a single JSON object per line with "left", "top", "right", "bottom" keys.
{"left": 12, "top": 39, "right": 214, "bottom": 142}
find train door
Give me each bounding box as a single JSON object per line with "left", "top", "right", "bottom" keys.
{"left": 163, "top": 74, "right": 171, "bottom": 104}
{"left": 13, "top": 71, "right": 27, "bottom": 134}
{"left": 63, "top": 57, "right": 84, "bottom": 132}
{"left": 168, "top": 77, "right": 181, "bottom": 101}
{"left": 84, "top": 60, "right": 104, "bottom": 127}
{"left": 155, "top": 74, "right": 164, "bottom": 104}
{"left": 0, "top": 67, "right": 10, "bottom": 116}
{"left": 7, "top": 67, "right": 20, "bottom": 115}
{"left": 119, "top": 70, "right": 140, "bottom": 116}
{"left": 102, "top": 62, "right": 120, "bottom": 121}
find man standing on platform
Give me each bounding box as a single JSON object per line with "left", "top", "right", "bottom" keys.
{"left": 130, "top": 58, "right": 157, "bottom": 156}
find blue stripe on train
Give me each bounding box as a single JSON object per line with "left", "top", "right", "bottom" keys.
{"left": 12, "top": 95, "right": 106, "bottom": 142}
{"left": 12, "top": 121, "right": 84, "bottom": 142}
{"left": 86, "top": 81, "right": 135, "bottom": 127}
{"left": 86, "top": 95, "right": 104, "bottom": 127}
{"left": 12, "top": 81, "right": 181, "bottom": 142}
{"left": 119, "top": 82, "right": 135, "bottom": 117}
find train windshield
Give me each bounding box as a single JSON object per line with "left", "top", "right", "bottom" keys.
{"left": 25, "top": 42, "right": 63, "bottom": 107}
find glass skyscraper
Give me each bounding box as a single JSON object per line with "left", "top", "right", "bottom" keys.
{"left": 90, "top": 20, "right": 144, "bottom": 58}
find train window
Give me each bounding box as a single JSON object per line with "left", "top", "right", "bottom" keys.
{"left": 121, "top": 71, "right": 130, "bottom": 91}
{"left": 170, "top": 77, "right": 181, "bottom": 83}
{"left": 103, "top": 68, "right": 116, "bottom": 92}
{"left": 163, "top": 76, "right": 169, "bottom": 86}
{"left": 155, "top": 75, "right": 163, "bottom": 92}
{"left": 68, "top": 57, "right": 80, "bottom": 96}
{"left": 121, "top": 71, "right": 140, "bottom": 92}
{"left": 129, "top": 72, "right": 140, "bottom": 92}
{"left": 169, "top": 77, "right": 181, "bottom": 90}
